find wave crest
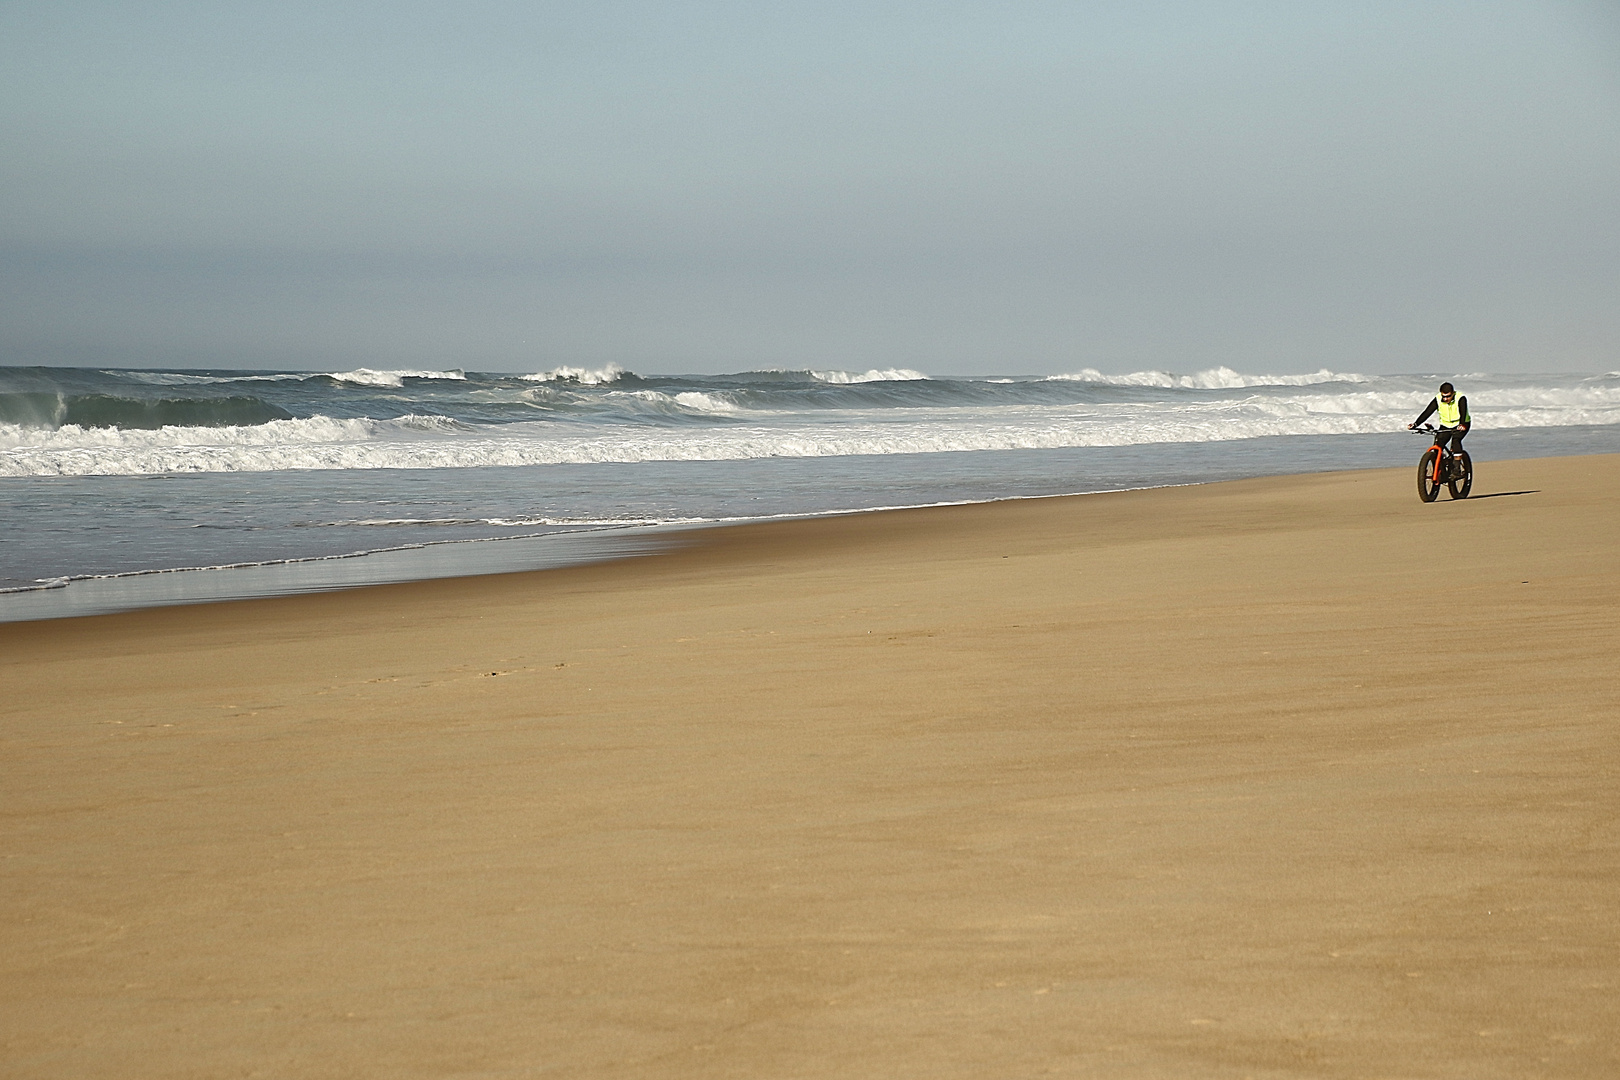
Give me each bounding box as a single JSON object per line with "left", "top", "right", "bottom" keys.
{"left": 0, "top": 412, "right": 460, "bottom": 456}
{"left": 0, "top": 392, "right": 293, "bottom": 430}
{"left": 320, "top": 369, "right": 466, "bottom": 388}
{"left": 811, "top": 368, "right": 930, "bottom": 384}
{"left": 1049, "top": 366, "right": 1367, "bottom": 389}
{"left": 522, "top": 364, "right": 625, "bottom": 385}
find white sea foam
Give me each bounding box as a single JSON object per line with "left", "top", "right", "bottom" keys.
{"left": 672, "top": 391, "right": 741, "bottom": 413}
{"left": 113, "top": 371, "right": 315, "bottom": 386}
{"left": 110, "top": 371, "right": 249, "bottom": 386}
{"left": 0, "top": 576, "right": 68, "bottom": 594}
{"left": 107, "top": 372, "right": 310, "bottom": 386}
{"left": 1049, "top": 366, "right": 1367, "bottom": 389}
{"left": 0, "top": 413, "right": 465, "bottom": 451}
{"left": 321, "top": 368, "right": 466, "bottom": 388}
{"left": 0, "top": 408, "right": 1574, "bottom": 476}
{"left": 811, "top": 368, "right": 930, "bottom": 383}
{"left": 5, "top": 373, "right": 1618, "bottom": 476}
{"left": 0, "top": 415, "right": 364, "bottom": 451}
{"left": 602, "top": 389, "right": 746, "bottom": 414}
{"left": 297, "top": 515, "right": 710, "bottom": 529}
{"left": 522, "top": 364, "right": 625, "bottom": 385}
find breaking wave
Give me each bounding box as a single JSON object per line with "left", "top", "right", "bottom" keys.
{"left": 522, "top": 364, "right": 625, "bottom": 385}
{"left": 1048, "top": 366, "right": 1368, "bottom": 389}
{"left": 0, "top": 413, "right": 455, "bottom": 461}
{"left": 811, "top": 368, "right": 930, "bottom": 383}
{"left": 318, "top": 368, "right": 466, "bottom": 388}
{"left": 3, "top": 364, "right": 1616, "bottom": 477}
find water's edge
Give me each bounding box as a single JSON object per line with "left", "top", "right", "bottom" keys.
{"left": 6, "top": 437, "right": 1610, "bottom": 623}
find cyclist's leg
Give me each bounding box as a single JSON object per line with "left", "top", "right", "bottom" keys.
{"left": 1429, "top": 430, "right": 1454, "bottom": 480}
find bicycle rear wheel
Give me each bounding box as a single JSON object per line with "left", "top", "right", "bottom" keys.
{"left": 1448, "top": 450, "right": 1472, "bottom": 499}
{"left": 1418, "top": 449, "right": 1440, "bottom": 502}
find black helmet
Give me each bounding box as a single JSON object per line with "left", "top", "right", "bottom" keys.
{"left": 1439, "top": 382, "right": 1455, "bottom": 395}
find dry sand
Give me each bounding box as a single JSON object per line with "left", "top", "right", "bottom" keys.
{"left": 3, "top": 455, "right": 1617, "bottom": 1079}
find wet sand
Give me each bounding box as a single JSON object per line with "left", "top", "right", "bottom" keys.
{"left": 3, "top": 455, "right": 1617, "bottom": 1078}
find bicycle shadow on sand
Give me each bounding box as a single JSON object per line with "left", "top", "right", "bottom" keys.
{"left": 1461, "top": 490, "right": 1539, "bottom": 500}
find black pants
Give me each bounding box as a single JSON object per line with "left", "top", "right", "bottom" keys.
{"left": 1432, "top": 428, "right": 1466, "bottom": 456}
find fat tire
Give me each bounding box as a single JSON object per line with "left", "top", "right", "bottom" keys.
{"left": 1448, "top": 450, "right": 1473, "bottom": 499}
{"left": 1418, "top": 449, "right": 1440, "bottom": 502}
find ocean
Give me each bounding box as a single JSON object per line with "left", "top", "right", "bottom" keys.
{"left": 4, "top": 364, "right": 1618, "bottom": 621}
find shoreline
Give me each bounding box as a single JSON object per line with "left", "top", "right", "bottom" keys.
{"left": 6, "top": 429, "right": 1620, "bottom": 623}
{"left": 9, "top": 423, "right": 1620, "bottom": 622}
{"left": 1, "top": 484, "right": 1200, "bottom": 623}
{"left": 4, "top": 453, "right": 1618, "bottom": 1077}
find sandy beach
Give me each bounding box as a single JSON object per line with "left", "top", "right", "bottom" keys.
{"left": 3, "top": 454, "right": 1617, "bottom": 1078}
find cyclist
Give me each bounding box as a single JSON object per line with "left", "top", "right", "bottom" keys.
{"left": 1408, "top": 381, "right": 1470, "bottom": 458}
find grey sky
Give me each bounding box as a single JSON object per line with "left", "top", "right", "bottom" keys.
{"left": 2, "top": 1, "right": 1617, "bottom": 375}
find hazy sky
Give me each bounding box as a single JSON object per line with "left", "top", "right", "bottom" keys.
{"left": 2, "top": 1, "right": 1617, "bottom": 375}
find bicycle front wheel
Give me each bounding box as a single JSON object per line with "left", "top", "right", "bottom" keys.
{"left": 1448, "top": 450, "right": 1472, "bottom": 499}
{"left": 1418, "top": 449, "right": 1440, "bottom": 502}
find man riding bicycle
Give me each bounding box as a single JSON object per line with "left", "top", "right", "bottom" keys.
{"left": 1408, "top": 382, "right": 1470, "bottom": 455}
